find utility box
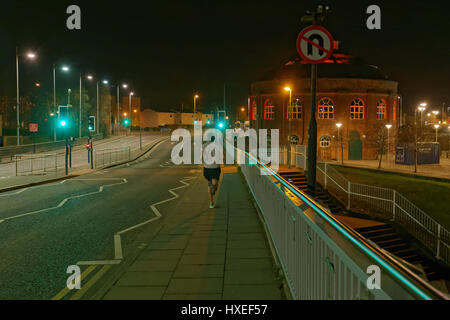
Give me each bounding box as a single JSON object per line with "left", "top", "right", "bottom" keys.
{"left": 395, "top": 142, "right": 440, "bottom": 165}
{"left": 417, "top": 142, "right": 440, "bottom": 164}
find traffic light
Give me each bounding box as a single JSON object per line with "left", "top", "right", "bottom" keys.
{"left": 206, "top": 119, "right": 211, "bottom": 125}
{"left": 123, "top": 118, "right": 129, "bottom": 126}
{"left": 88, "top": 116, "right": 95, "bottom": 132}
{"left": 58, "top": 105, "right": 71, "bottom": 128}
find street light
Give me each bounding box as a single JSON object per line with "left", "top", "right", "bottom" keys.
{"left": 418, "top": 104, "right": 426, "bottom": 129}
{"left": 434, "top": 124, "right": 440, "bottom": 142}
{"left": 336, "top": 123, "right": 342, "bottom": 164}
{"left": 385, "top": 124, "right": 392, "bottom": 166}
{"left": 284, "top": 87, "right": 292, "bottom": 168}
{"left": 52, "top": 64, "right": 70, "bottom": 141}
{"left": 86, "top": 75, "right": 102, "bottom": 134}
{"left": 16, "top": 48, "right": 37, "bottom": 145}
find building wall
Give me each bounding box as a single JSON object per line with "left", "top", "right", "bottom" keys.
{"left": 250, "top": 77, "right": 399, "bottom": 160}
{"left": 140, "top": 110, "right": 213, "bottom": 128}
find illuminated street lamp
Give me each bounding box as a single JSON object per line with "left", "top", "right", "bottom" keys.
{"left": 418, "top": 104, "right": 426, "bottom": 128}
{"left": 284, "top": 87, "right": 292, "bottom": 168}
{"left": 16, "top": 48, "right": 37, "bottom": 145}
{"left": 385, "top": 124, "right": 392, "bottom": 166}
{"left": 336, "top": 123, "right": 343, "bottom": 164}
{"left": 434, "top": 124, "right": 440, "bottom": 142}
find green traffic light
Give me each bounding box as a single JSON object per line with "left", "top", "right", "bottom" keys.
{"left": 60, "top": 120, "right": 67, "bottom": 127}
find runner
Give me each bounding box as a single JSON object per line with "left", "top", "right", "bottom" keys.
{"left": 203, "top": 135, "right": 221, "bottom": 208}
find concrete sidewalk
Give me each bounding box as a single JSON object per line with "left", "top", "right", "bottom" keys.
{"left": 101, "top": 168, "right": 284, "bottom": 300}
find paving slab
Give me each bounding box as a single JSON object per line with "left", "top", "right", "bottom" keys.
{"left": 166, "top": 278, "right": 223, "bottom": 294}
{"left": 225, "top": 258, "right": 274, "bottom": 270}
{"left": 139, "top": 250, "right": 183, "bottom": 261}
{"left": 179, "top": 254, "right": 225, "bottom": 265}
{"left": 223, "top": 284, "right": 282, "bottom": 300}
{"left": 103, "top": 286, "right": 166, "bottom": 300}
{"left": 116, "top": 271, "right": 172, "bottom": 286}
{"left": 128, "top": 260, "right": 179, "bottom": 272}
{"left": 173, "top": 265, "right": 224, "bottom": 278}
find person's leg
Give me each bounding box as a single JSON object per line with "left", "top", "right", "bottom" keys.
{"left": 207, "top": 179, "right": 214, "bottom": 207}
{"left": 211, "top": 178, "right": 218, "bottom": 195}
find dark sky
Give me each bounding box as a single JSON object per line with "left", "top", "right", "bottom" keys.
{"left": 1, "top": 0, "right": 449, "bottom": 114}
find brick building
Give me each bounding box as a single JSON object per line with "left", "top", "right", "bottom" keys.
{"left": 249, "top": 50, "right": 400, "bottom": 160}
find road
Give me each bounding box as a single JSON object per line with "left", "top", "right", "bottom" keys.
{"left": 0, "top": 139, "right": 202, "bottom": 299}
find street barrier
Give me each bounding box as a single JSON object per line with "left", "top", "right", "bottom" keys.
{"left": 0, "top": 133, "right": 103, "bottom": 163}
{"left": 15, "top": 153, "right": 58, "bottom": 176}
{"left": 94, "top": 147, "right": 131, "bottom": 168}
{"left": 240, "top": 150, "right": 447, "bottom": 300}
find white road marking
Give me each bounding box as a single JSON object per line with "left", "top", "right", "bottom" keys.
{"left": 77, "top": 260, "right": 121, "bottom": 265}
{"left": 0, "top": 178, "right": 128, "bottom": 223}
{"left": 77, "top": 176, "right": 197, "bottom": 263}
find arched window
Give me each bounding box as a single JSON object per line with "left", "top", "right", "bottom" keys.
{"left": 318, "top": 98, "right": 334, "bottom": 119}
{"left": 376, "top": 99, "right": 386, "bottom": 120}
{"left": 263, "top": 98, "right": 275, "bottom": 120}
{"left": 319, "top": 136, "right": 332, "bottom": 147}
{"left": 350, "top": 98, "right": 364, "bottom": 120}
{"left": 288, "top": 98, "right": 302, "bottom": 119}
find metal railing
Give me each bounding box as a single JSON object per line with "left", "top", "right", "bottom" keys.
{"left": 94, "top": 147, "right": 131, "bottom": 168}
{"left": 15, "top": 153, "right": 58, "bottom": 176}
{"left": 239, "top": 151, "right": 447, "bottom": 300}
{"left": 0, "top": 133, "right": 103, "bottom": 163}
{"left": 284, "top": 145, "right": 450, "bottom": 266}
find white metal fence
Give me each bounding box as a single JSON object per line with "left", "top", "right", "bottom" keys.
{"left": 15, "top": 153, "right": 58, "bottom": 175}
{"left": 286, "top": 145, "right": 450, "bottom": 266}
{"left": 94, "top": 147, "right": 131, "bottom": 168}
{"left": 239, "top": 159, "right": 448, "bottom": 299}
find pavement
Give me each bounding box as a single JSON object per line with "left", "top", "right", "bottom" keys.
{"left": 327, "top": 157, "right": 450, "bottom": 181}
{"left": 99, "top": 167, "right": 284, "bottom": 300}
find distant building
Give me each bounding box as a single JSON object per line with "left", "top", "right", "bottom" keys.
{"left": 140, "top": 109, "right": 213, "bottom": 129}
{"left": 250, "top": 46, "right": 400, "bottom": 160}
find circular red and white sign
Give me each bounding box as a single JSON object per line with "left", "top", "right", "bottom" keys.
{"left": 296, "top": 25, "right": 334, "bottom": 64}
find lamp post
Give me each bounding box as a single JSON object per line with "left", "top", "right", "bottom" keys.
{"left": 129, "top": 91, "right": 134, "bottom": 133}
{"left": 336, "top": 123, "right": 342, "bottom": 164}
{"left": 284, "top": 87, "right": 292, "bottom": 168}
{"left": 86, "top": 75, "right": 100, "bottom": 135}
{"left": 193, "top": 94, "right": 199, "bottom": 123}
{"left": 434, "top": 124, "right": 440, "bottom": 142}
{"left": 53, "top": 65, "right": 70, "bottom": 141}
{"left": 385, "top": 124, "right": 392, "bottom": 167}
{"left": 16, "top": 48, "right": 36, "bottom": 145}
{"left": 418, "top": 103, "right": 426, "bottom": 129}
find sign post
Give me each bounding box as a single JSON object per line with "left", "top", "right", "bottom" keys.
{"left": 296, "top": 20, "right": 334, "bottom": 195}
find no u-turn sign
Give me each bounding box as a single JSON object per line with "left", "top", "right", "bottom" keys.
{"left": 296, "top": 25, "right": 334, "bottom": 64}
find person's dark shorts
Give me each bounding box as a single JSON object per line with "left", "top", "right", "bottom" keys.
{"left": 203, "top": 167, "right": 221, "bottom": 181}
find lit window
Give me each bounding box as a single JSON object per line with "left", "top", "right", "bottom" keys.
{"left": 319, "top": 136, "right": 332, "bottom": 147}
{"left": 318, "top": 98, "right": 334, "bottom": 119}
{"left": 288, "top": 98, "right": 302, "bottom": 119}
{"left": 264, "top": 98, "right": 275, "bottom": 120}
{"left": 376, "top": 99, "right": 386, "bottom": 120}
{"left": 350, "top": 98, "right": 364, "bottom": 120}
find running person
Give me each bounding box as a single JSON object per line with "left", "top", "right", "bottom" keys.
{"left": 203, "top": 135, "right": 221, "bottom": 208}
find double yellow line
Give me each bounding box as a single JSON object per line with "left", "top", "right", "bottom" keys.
{"left": 51, "top": 265, "right": 111, "bottom": 300}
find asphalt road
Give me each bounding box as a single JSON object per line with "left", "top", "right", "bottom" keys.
{"left": 0, "top": 139, "right": 202, "bottom": 299}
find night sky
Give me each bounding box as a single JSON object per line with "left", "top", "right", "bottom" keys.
{"left": 1, "top": 0, "right": 449, "bottom": 114}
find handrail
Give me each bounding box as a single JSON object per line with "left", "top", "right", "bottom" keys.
{"left": 240, "top": 148, "right": 448, "bottom": 300}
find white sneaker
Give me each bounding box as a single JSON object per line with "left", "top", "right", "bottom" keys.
{"left": 209, "top": 202, "right": 215, "bottom": 209}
